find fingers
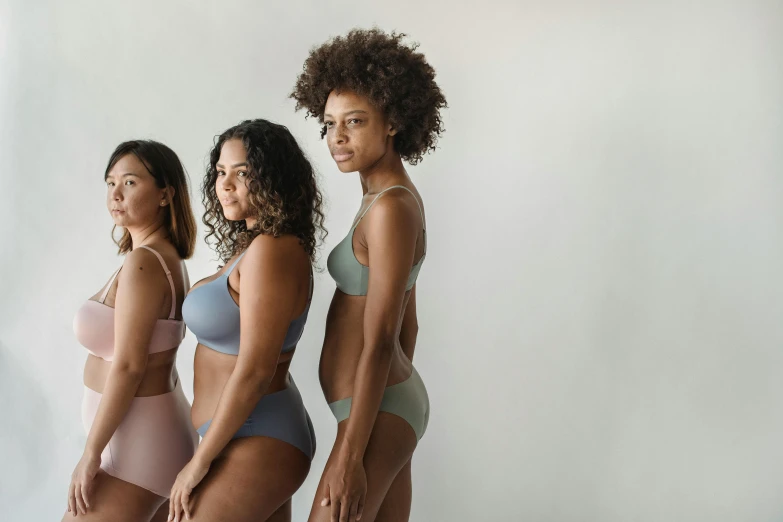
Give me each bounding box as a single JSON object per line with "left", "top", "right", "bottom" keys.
{"left": 348, "top": 500, "right": 358, "bottom": 522}
{"left": 339, "top": 497, "right": 352, "bottom": 522}
{"left": 330, "top": 496, "right": 340, "bottom": 522}
{"left": 67, "top": 482, "right": 76, "bottom": 515}
{"left": 81, "top": 480, "right": 91, "bottom": 510}
{"left": 321, "top": 484, "right": 331, "bottom": 507}
{"left": 182, "top": 489, "right": 192, "bottom": 520}
{"left": 74, "top": 482, "right": 88, "bottom": 515}
{"left": 357, "top": 495, "right": 365, "bottom": 521}
{"left": 168, "top": 490, "right": 177, "bottom": 521}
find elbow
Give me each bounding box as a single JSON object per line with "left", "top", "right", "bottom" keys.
{"left": 366, "top": 334, "right": 397, "bottom": 358}
{"left": 111, "top": 360, "right": 146, "bottom": 382}
{"left": 235, "top": 367, "right": 274, "bottom": 394}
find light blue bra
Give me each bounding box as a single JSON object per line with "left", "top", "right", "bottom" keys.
{"left": 182, "top": 251, "right": 313, "bottom": 355}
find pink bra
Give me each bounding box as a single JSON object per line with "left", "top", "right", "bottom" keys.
{"left": 73, "top": 245, "right": 186, "bottom": 362}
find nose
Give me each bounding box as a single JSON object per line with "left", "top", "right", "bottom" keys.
{"left": 330, "top": 122, "right": 347, "bottom": 145}
{"left": 218, "top": 172, "right": 235, "bottom": 192}
{"left": 111, "top": 185, "right": 122, "bottom": 200}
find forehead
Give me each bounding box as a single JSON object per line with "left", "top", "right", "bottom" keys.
{"left": 218, "top": 138, "right": 247, "bottom": 161}
{"left": 106, "top": 153, "right": 151, "bottom": 178}
{"left": 324, "top": 90, "right": 380, "bottom": 117}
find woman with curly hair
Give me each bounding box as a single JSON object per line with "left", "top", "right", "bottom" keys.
{"left": 168, "top": 119, "right": 325, "bottom": 522}
{"left": 291, "top": 28, "right": 447, "bottom": 522}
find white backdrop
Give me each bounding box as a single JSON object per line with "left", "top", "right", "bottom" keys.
{"left": 2, "top": 1, "right": 782, "bottom": 521}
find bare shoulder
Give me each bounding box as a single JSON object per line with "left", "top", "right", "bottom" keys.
{"left": 364, "top": 189, "right": 421, "bottom": 232}
{"left": 240, "top": 234, "right": 308, "bottom": 275}
{"left": 116, "top": 247, "right": 168, "bottom": 293}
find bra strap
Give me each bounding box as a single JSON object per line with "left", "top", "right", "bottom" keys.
{"left": 352, "top": 185, "right": 427, "bottom": 253}
{"left": 136, "top": 245, "right": 177, "bottom": 320}
{"left": 98, "top": 267, "right": 122, "bottom": 304}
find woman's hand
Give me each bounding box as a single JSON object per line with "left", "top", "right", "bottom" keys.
{"left": 319, "top": 456, "right": 367, "bottom": 522}
{"left": 168, "top": 457, "right": 210, "bottom": 521}
{"left": 67, "top": 451, "right": 101, "bottom": 516}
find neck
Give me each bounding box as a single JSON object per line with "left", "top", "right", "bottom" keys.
{"left": 358, "top": 148, "right": 408, "bottom": 194}
{"left": 128, "top": 221, "right": 166, "bottom": 250}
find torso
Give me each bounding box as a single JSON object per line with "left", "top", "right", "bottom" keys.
{"left": 188, "top": 249, "right": 310, "bottom": 430}
{"left": 80, "top": 243, "right": 188, "bottom": 397}
{"left": 319, "top": 184, "right": 426, "bottom": 402}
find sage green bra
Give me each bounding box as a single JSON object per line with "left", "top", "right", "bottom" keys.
{"left": 327, "top": 185, "right": 426, "bottom": 296}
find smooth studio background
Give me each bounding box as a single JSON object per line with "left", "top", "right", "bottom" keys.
{"left": 1, "top": 1, "right": 782, "bottom": 520}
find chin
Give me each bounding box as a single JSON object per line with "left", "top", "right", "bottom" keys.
{"left": 334, "top": 161, "right": 358, "bottom": 173}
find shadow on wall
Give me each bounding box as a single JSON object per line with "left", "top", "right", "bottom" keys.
{"left": 0, "top": 342, "right": 57, "bottom": 505}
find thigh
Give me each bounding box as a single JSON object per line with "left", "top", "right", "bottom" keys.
{"left": 374, "top": 460, "right": 412, "bottom": 522}
{"left": 308, "top": 412, "right": 417, "bottom": 522}
{"left": 60, "top": 470, "right": 165, "bottom": 522}
{"left": 188, "top": 436, "right": 311, "bottom": 522}
{"left": 150, "top": 501, "right": 169, "bottom": 522}
{"left": 264, "top": 499, "right": 291, "bottom": 522}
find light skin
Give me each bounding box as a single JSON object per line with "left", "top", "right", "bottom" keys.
{"left": 168, "top": 139, "right": 312, "bottom": 522}
{"left": 310, "top": 90, "right": 426, "bottom": 522}
{"left": 64, "top": 153, "right": 188, "bottom": 521}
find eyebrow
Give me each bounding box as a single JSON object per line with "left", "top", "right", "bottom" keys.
{"left": 106, "top": 172, "right": 141, "bottom": 179}
{"left": 216, "top": 162, "right": 249, "bottom": 169}
{"left": 323, "top": 110, "right": 369, "bottom": 119}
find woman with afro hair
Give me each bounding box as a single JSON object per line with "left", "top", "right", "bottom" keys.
{"left": 291, "top": 28, "right": 446, "bottom": 522}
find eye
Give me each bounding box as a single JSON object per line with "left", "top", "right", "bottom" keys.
{"left": 124, "top": 180, "right": 134, "bottom": 186}
{"left": 348, "top": 118, "right": 361, "bottom": 125}
{"left": 324, "top": 121, "right": 334, "bottom": 128}
{"left": 237, "top": 170, "right": 248, "bottom": 177}
{"left": 106, "top": 181, "right": 115, "bottom": 187}
{"left": 217, "top": 170, "right": 225, "bottom": 176}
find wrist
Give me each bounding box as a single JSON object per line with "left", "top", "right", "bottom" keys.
{"left": 338, "top": 441, "right": 364, "bottom": 464}
{"left": 83, "top": 447, "right": 101, "bottom": 461}
{"left": 192, "top": 450, "right": 212, "bottom": 469}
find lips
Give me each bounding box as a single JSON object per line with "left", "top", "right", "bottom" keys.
{"left": 331, "top": 150, "right": 354, "bottom": 163}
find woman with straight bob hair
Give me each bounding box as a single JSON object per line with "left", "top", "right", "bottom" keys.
{"left": 66, "top": 140, "right": 198, "bottom": 522}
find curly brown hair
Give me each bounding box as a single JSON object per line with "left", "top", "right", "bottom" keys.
{"left": 290, "top": 28, "right": 447, "bottom": 165}
{"left": 202, "top": 119, "right": 326, "bottom": 264}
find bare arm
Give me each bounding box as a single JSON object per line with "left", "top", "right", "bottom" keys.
{"left": 83, "top": 249, "right": 167, "bottom": 459}
{"left": 398, "top": 285, "right": 419, "bottom": 362}
{"left": 341, "top": 194, "right": 420, "bottom": 462}
{"left": 192, "top": 235, "right": 303, "bottom": 467}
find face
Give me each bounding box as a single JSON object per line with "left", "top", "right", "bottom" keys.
{"left": 323, "top": 90, "right": 397, "bottom": 173}
{"left": 105, "top": 154, "right": 168, "bottom": 229}
{"left": 215, "top": 138, "right": 255, "bottom": 227}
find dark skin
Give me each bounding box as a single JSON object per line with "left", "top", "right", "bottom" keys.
{"left": 309, "top": 90, "right": 426, "bottom": 522}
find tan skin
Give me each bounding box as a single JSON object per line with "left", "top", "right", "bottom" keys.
{"left": 309, "top": 90, "right": 426, "bottom": 522}
{"left": 63, "top": 154, "right": 188, "bottom": 522}
{"left": 168, "top": 139, "right": 312, "bottom": 522}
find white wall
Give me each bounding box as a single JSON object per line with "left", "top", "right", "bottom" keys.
{"left": 1, "top": 1, "right": 782, "bottom": 520}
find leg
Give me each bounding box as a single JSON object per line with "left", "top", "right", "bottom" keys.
{"left": 150, "top": 501, "right": 170, "bottom": 522}
{"left": 60, "top": 470, "right": 166, "bottom": 522}
{"left": 187, "top": 436, "right": 310, "bottom": 522}
{"left": 264, "top": 499, "right": 291, "bottom": 522}
{"left": 374, "top": 460, "right": 412, "bottom": 522}
{"left": 308, "top": 412, "right": 417, "bottom": 522}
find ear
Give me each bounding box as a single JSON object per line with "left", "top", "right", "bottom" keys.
{"left": 160, "top": 186, "right": 176, "bottom": 207}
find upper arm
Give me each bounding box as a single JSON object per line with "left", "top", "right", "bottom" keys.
{"left": 399, "top": 285, "right": 419, "bottom": 361}
{"left": 235, "top": 235, "right": 303, "bottom": 380}
{"left": 362, "top": 195, "right": 420, "bottom": 345}
{"left": 112, "top": 250, "right": 168, "bottom": 372}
